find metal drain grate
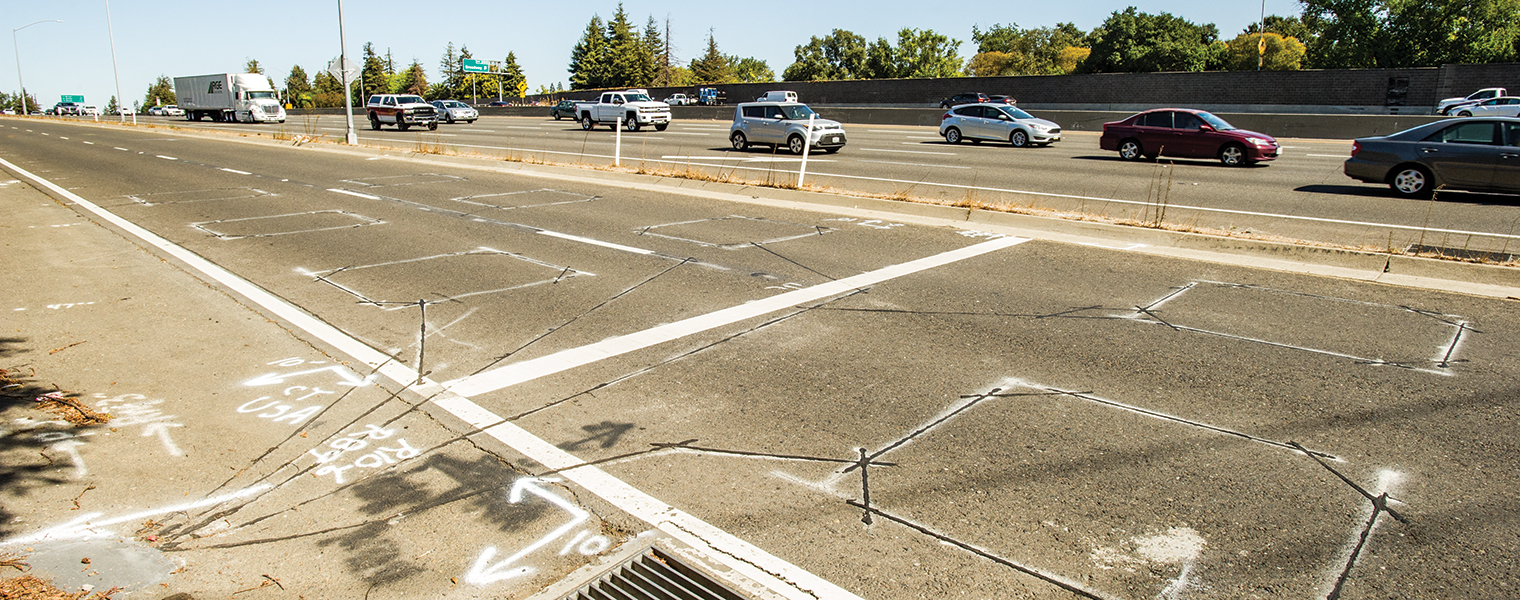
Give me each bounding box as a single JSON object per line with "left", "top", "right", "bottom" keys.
{"left": 558, "top": 546, "right": 749, "bottom": 600}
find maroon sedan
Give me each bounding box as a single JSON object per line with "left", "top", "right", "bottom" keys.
{"left": 1100, "top": 108, "right": 1280, "bottom": 166}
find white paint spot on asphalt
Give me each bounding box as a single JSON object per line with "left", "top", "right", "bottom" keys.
{"left": 1134, "top": 527, "right": 1206, "bottom": 563}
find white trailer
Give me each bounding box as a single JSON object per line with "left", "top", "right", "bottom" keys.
{"left": 173, "top": 73, "right": 286, "bottom": 123}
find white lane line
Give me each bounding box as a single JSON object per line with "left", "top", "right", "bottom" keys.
{"left": 662, "top": 132, "right": 711, "bottom": 136}
{"left": 82, "top": 141, "right": 94, "bottom": 145}
{"left": 856, "top": 159, "right": 971, "bottom": 170}
{"left": 463, "top": 129, "right": 496, "bottom": 132}
{"left": 156, "top": 155, "right": 178, "bottom": 160}
{"left": 328, "top": 188, "right": 382, "bottom": 200}
{"left": 59, "top": 137, "right": 69, "bottom": 140}
{"left": 859, "top": 147, "right": 956, "bottom": 156}
{"left": 662, "top": 155, "right": 745, "bottom": 161}
{"left": 220, "top": 168, "right": 252, "bottom": 175}
{"left": 0, "top": 155, "right": 872, "bottom": 600}
{"left": 114, "top": 147, "right": 129, "bottom": 151}
{"left": 446, "top": 235, "right": 1028, "bottom": 397}
{"left": 1306, "top": 154, "right": 1347, "bottom": 158}
{"left": 537, "top": 230, "right": 657, "bottom": 255}
{"left": 506, "top": 126, "right": 544, "bottom": 130}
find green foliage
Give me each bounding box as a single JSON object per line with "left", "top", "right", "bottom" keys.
{"left": 690, "top": 31, "right": 733, "bottom": 84}
{"left": 1302, "top": 0, "right": 1520, "bottom": 68}
{"left": 605, "top": 5, "right": 657, "bottom": 89}
{"left": 730, "top": 56, "right": 775, "bottom": 83}
{"left": 312, "top": 70, "right": 354, "bottom": 108}
{"left": 359, "top": 43, "right": 390, "bottom": 100}
{"left": 143, "top": 75, "right": 176, "bottom": 108}
{"left": 1225, "top": 31, "right": 1307, "bottom": 70}
{"left": 970, "top": 22, "right": 1087, "bottom": 75}
{"left": 568, "top": 5, "right": 666, "bottom": 90}
{"left": 1079, "top": 8, "right": 1227, "bottom": 73}
{"left": 245, "top": 59, "right": 264, "bottom": 75}
{"left": 397, "top": 60, "right": 428, "bottom": 97}
{"left": 106, "top": 96, "right": 118, "bottom": 114}
{"left": 783, "top": 29, "right": 868, "bottom": 81}
{"left": 284, "top": 65, "right": 313, "bottom": 108}
{"left": 569, "top": 15, "right": 610, "bottom": 89}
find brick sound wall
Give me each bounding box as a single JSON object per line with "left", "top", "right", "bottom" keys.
{"left": 532, "top": 63, "right": 1520, "bottom": 111}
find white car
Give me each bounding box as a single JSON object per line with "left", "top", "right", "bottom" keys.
{"left": 162, "top": 105, "right": 184, "bottom": 117}
{"left": 1450, "top": 97, "right": 1520, "bottom": 118}
{"left": 147, "top": 106, "right": 164, "bottom": 116}
{"left": 939, "top": 103, "right": 1061, "bottom": 147}
{"left": 1437, "top": 87, "right": 1506, "bottom": 115}
{"left": 664, "top": 93, "right": 689, "bottom": 106}
{"left": 82, "top": 106, "right": 100, "bottom": 116}
{"left": 430, "top": 99, "right": 478, "bottom": 124}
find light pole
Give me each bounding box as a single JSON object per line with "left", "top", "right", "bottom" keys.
{"left": 104, "top": 0, "right": 134, "bottom": 124}
{"left": 337, "top": 0, "right": 357, "bottom": 145}
{"left": 13, "top": 19, "right": 62, "bottom": 115}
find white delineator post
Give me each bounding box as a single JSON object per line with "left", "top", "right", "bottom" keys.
{"left": 797, "top": 113, "right": 815, "bottom": 187}
{"left": 614, "top": 115, "right": 622, "bottom": 167}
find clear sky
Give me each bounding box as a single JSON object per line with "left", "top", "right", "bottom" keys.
{"left": 5, "top": 1, "right": 1302, "bottom": 109}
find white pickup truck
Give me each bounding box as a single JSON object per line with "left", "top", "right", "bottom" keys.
{"left": 1436, "top": 87, "right": 1506, "bottom": 115}
{"left": 576, "top": 90, "right": 671, "bottom": 131}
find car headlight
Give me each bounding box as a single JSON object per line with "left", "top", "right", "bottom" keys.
{"left": 1247, "top": 137, "right": 1272, "bottom": 146}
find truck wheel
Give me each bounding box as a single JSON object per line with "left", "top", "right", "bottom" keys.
{"left": 428, "top": 121, "right": 438, "bottom": 131}
{"left": 625, "top": 113, "right": 639, "bottom": 131}
{"left": 398, "top": 120, "right": 410, "bottom": 131}
{"left": 581, "top": 115, "right": 594, "bottom": 131}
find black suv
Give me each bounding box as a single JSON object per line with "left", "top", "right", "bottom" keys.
{"left": 940, "top": 93, "right": 990, "bottom": 108}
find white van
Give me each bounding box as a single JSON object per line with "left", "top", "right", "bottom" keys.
{"left": 757, "top": 91, "right": 798, "bottom": 103}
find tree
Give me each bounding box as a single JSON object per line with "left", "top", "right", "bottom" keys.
{"left": 568, "top": 15, "right": 610, "bottom": 89}
{"left": 605, "top": 4, "right": 655, "bottom": 87}
{"left": 396, "top": 60, "right": 428, "bottom": 96}
{"left": 729, "top": 57, "right": 774, "bottom": 83}
{"left": 970, "top": 22, "right": 1088, "bottom": 75}
{"left": 1298, "top": 0, "right": 1387, "bottom": 68}
{"left": 1079, "top": 8, "right": 1227, "bottom": 73}
{"left": 143, "top": 75, "right": 176, "bottom": 108}
{"left": 105, "top": 96, "right": 118, "bottom": 115}
{"left": 652, "top": 16, "right": 680, "bottom": 86}
{"left": 1302, "top": 0, "right": 1520, "bottom": 68}
{"left": 285, "top": 65, "right": 313, "bottom": 108}
{"left": 1226, "top": 31, "right": 1306, "bottom": 70}
{"left": 245, "top": 59, "right": 264, "bottom": 74}
{"left": 499, "top": 52, "right": 526, "bottom": 98}
{"left": 690, "top": 30, "right": 733, "bottom": 84}
{"left": 783, "top": 29, "right": 868, "bottom": 81}
{"left": 312, "top": 70, "right": 353, "bottom": 108}
{"left": 968, "top": 51, "right": 1021, "bottom": 77}
{"left": 877, "top": 28, "right": 964, "bottom": 78}
{"left": 358, "top": 42, "right": 390, "bottom": 101}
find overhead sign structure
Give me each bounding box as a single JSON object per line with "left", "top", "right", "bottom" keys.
{"left": 60, "top": 95, "right": 85, "bottom": 103}
{"left": 327, "top": 56, "right": 359, "bottom": 84}
{"left": 462, "top": 59, "right": 491, "bottom": 74}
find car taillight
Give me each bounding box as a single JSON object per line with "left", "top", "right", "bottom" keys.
{"left": 942, "top": 112, "right": 952, "bottom": 120}
{"left": 1350, "top": 141, "right": 1360, "bottom": 157}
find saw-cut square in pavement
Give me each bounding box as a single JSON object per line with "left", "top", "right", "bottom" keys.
{"left": 125, "top": 187, "right": 274, "bottom": 206}
{"left": 635, "top": 216, "right": 832, "bottom": 249}
{"left": 193, "top": 210, "right": 383, "bottom": 240}
{"left": 448, "top": 189, "right": 596, "bottom": 210}
{"left": 1128, "top": 280, "right": 1468, "bottom": 374}
{"left": 312, "top": 248, "right": 590, "bottom": 306}
{"left": 338, "top": 173, "right": 464, "bottom": 187}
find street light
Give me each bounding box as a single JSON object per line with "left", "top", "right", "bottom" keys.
{"left": 13, "top": 19, "right": 62, "bottom": 115}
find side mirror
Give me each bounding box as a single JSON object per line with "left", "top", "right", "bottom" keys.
{"left": 998, "top": 114, "right": 1011, "bottom": 121}
{"left": 1199, "top": 124, "right": 1215, "bottom": 132}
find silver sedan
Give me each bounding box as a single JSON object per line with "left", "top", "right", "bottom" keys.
{"left": 939, "top": 103, "right": 1061, "bottom": 148}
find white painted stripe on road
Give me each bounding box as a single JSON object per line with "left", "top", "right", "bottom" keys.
{"left": 220, "top": 168, "right": 252, "bottom": 175}
{"left": 1305, "top": 154, "right": 1348, "bottom": 158}
{"left": 662, "top": 132, "right": 711, "bottom": 136}
{"left": 536, "top": 229, "right": 657, "bottom": 255}
{"left": 82, "top": 141, "right": 94, "bottom": 145}
{"left": 328, "top": 188, "right": 382, "bottom": 200}
{"left": 506, "top": 126, "right": 544, "bottom": 130}
{"left": 856, "top": 159, "right": 971, "bottom": 170}
{"left": 156, "top": 155, "right": 178, "bottom": 160}
{"left": 859, "top": 147, "right": 956, "bottom": 156}
{"left": 445, "top": 235, "right": 1029, "bottom": 397}
{"left": 662, "top": 155, "right": 745, "bottom": 161}
{"left": 0, "top": 156, "right": 870, "bottom": 600}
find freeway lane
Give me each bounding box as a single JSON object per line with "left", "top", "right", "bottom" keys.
{"left": 3, "top": 119, "right": 1518, "bottom": 599}
{"left": 67, "top": 112, "right": 1520, "bottom": 260}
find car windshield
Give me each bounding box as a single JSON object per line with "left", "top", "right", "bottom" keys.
{"left": 780, "top": 104, "right": 817, "bottom": 120}
{"left": 247, "top": 91, "right": 276, "bottom": 100}
{"left": 398, "top": 96, "right": 426, "bottom": 104}
{"left": 625, "top": 93, "right": 652, "bottom": 102}
{"left": 1196, "top": 111, "right": 1236, "bottom": 130}
{"left": 444, "top": 101, "right": 465, "bottom": 107}
{"left": 997, "top": 106, "right": 1035, "bottom": 120}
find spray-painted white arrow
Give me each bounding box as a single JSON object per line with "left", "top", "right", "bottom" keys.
{"left": 464, "top": 477, "right": 588, "bottom": 586}
{"left": 242, "top": 366, "right": 370, "bottom": 387}
{"left": 3, "top": 484, "right": 273, "bottom": 546}
{"left": 141, "top": 422, "right": 184, "bottom": 456}
{"left": 49, "top": 439, "right": 88, "bottom": 478}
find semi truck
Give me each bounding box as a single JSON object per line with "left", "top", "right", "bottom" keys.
{"left": 173, "top": 73, "right": 286, "bottom": 123}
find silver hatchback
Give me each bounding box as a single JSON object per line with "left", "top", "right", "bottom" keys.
{"left": 940, "top": 103, "right": 1061, "bottom": 147}
{"left": 730, "top": 102, "right": 846, "bottom": 154}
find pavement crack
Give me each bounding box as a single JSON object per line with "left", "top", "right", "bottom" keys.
{"left": 662, "top": 520, "right": 824, "bottom": 600}
{"left": 749, "top": 241, "right": 837, "bottom": 281}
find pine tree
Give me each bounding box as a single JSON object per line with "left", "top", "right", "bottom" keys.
{"left": 361, "top": 42, "right": 390, "bottom": 100}
{"left": 690, "top": 30, "right": 733, "bottom": 84}
{"left": 568, "top": 15, "right": 609, "bottom": 89}
{"left": 285, "top": 65, "right": 313, "bottom": 108}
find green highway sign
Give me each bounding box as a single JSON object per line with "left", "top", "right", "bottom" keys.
{"left": 60, "top": 95, "right": 84, "bottom": 103}
{"left": 462, "top": 59, "right": 489, "bottom": 73}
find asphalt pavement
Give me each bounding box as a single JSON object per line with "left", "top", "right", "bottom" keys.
{"left": 2, "top": 116, "right": 1519, "bottom": 600}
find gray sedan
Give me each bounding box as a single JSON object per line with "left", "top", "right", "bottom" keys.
{"left": 1344, "top": 117, "right": 1520, "bottom": 198}
{"left": 939, "top": 103, "right": 1061, "bottom": 147}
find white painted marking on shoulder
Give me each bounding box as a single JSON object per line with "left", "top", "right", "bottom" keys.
{"left": 156, "top": 155, "right": 178, "bottom": 160}
{"left": 4, "top": 484, "right": 273, "bottom": 545}
{"left": 857, "top": 159, "right": 971, "bottom": 170}
{"left": 1, "top": 156, "right": 869, "bottom": 600}
{"left": 859, "top": 147, "right": 956, "bottom": 156}
{"left": 446, "top": 235, "right": 1028, "bottom": 397}
{"left": 1305, "top": 153, "right": 1347, "bottom": 158}
{"left": 328, "top": 188, "right": 382, "bottom": 200}
{"left": 662, "top": 132, "right": 712, "bottom": 136}
{"left": 536, "top": 230, "right": 657, "bottom": 255}
{"left": 113, "top": 147, "right": 129, "bottom": 151}
{"left": 82, "top": 141, "right": 94, "bottom": 145}
{"left": 220, "top": 168, "right": 252, "bottom": 175}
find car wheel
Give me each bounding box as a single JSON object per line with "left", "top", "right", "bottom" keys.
{"left": 730, "top": 131, "right": 748, "bottom": 151}
{"left": 1219, "top": 143, "right": 1248, "bottom": 167}
{"left": 554, "top": 113, "right": 562, "bottom": 120}
{"left": 369, "top": 114, "right": 380, "bottom": 130}
{"left": 788, "top": 135, "right": 807, "bottom": 155}
{"left": 398, "top": 120, "right": 410, "bottom": 131}
{"left": 944, "top": 128, "right": 962, "bottom": 144}
{"left": 1118, "top": 139, "right": 1144, "bottom": 161}
{"left": 654, "top": 123, "right": 668, "bottom": 131}
{"left": 581, "top": 115, "right": 594, "bottom": 131}
{"left": 428, "top": 121, "right": 438, "bottom": 131}
{"left": 624, "top": 114, "right": 640, "bottom": 131}
{"left": 1010, "top": 130, "right": 1029, "bottom": 148}
{"left": 468, "top": 119, "right": 475, "bottom": 124}
{"left": 1457, "top": 110, "right": 1472, "bottom": 117}
{"left": 1389, "top": 165, "right": 1434, "bottom": 199}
